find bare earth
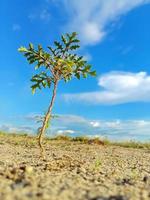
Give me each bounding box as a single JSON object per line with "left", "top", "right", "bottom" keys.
{"left": 0, "top": 134, "right": 150, "bottom": 200}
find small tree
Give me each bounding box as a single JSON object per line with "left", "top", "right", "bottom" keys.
{"left": 18, "top": 32, "right": 96, "bottom": 157}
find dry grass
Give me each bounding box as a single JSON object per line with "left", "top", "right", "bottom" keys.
{"left": 50, "top": 134, "right": 150, "bottom": 149}
{"left": 0, "top": 131, "right": 150, "bottom": 149}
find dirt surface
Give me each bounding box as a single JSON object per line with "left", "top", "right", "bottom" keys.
{"left": 0, "top": 134, "right": 150, "bottom": 200}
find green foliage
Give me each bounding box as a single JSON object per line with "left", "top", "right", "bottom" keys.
{"left": 112, "top": 140, "right": 150, "bottom": 149}
{"left": 31, "top": 72, "right": 52, "bottom": 94}
{"left": 94, "top": 159, "right": 102, "bottom": 169}
{"left": 18, "top": 32, "right": 96, "bottom": 94}
{"left": 52, "top": 135, "right": 71, "bottom": 141}
{"left": 72, "top": 136, "right": 88, "bottom": 142}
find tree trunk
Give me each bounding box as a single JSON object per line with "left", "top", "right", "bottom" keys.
{"left": 38, "top": 80, "right": 58, "bottom": 158}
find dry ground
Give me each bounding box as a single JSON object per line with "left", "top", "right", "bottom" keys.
{"left": 0, "top": 134, "right": 150, "bottom": 200}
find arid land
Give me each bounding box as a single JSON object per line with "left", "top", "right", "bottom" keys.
{"left": 0, "top": 133, "right": 150, "bottom": 200}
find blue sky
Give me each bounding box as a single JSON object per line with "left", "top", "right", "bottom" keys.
{"left": 1, "top": 0, "right": 150, "bottom": 141}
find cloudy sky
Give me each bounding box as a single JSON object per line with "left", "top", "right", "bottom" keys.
{"left": 1, "top": 0, "right": 150, "bottom": 141}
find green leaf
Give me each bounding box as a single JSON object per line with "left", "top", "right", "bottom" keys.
{"left": 72, "top": 39, "right": 80, "bottom": 43}
{"left": 35, "top": 64, "right": 40, "bottom": 70}
{"left": 54, "top": 41, "right": 63, "bottom": 50}
{"left": 83, "top": 73, "right": 87, "bottom": 78}
{"left": 48, "top": 46, "right": 57, "bottom": 56}
{"left": 71, "top": 32, "right": 77, "bottom": 39}
{"left": 29, "top": 59, "right": 35, "bottom": 64}
{"left": 42, "top": 81, "right": 47, "bottom": 88}
{"left": 77, "top": 56, "right": 83, "bottom": 62}
{"left": 44, "top": 53, "right": 50, "bottom": 59}
{"left": 65, "top": 60, "right": 74, "bottom": 67}
{"left": 31, "top": 87, "right": 36, "bottom": 95}
{"left": 75, "top": 73, "right": 80, "bottom": 79}
{"left": 89, "top": 71, "right": 97, "bottom": 76}
{"left": 38, "top": 45, "right": 42, "bottom": 51}
{"left": 47, "top": 79, "right": 51, "bottom": 88}
{"left": 61, "top": 35, "right": 67, "bottom": 45}
{"left": 24, "top": 52, "right": 31, "bottom": 57}
{"left": 70, "top": 45, "right": 80, "bottom": 50}
{"left": 29, "top": 43, "right": 34, "bottom": 49}
{"left": 85, "top": 65, "right": 91, "bottom": 71}
{"left": 18, "top": 46, "right": 27, "bottom": 52}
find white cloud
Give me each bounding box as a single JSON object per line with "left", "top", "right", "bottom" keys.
{"left": 120, "top": 45, "right": 134, "bottom": 55}
{"left": 52, "top": 115, "right": 150, "bottom": 140}
{"left": 49, "top": 114, "right": 150, "bottom": 140}
{"left": 12, "top": 24, "right": 21, "bottom": 31}
{"left": 55, "top": 129, "right": 75, "bottom": 135}
{"left": 90, "top": 121, "right": 101, "bottom": 127}
{"left": 63, "top": 71, "right": 150, "bottom": 105}
{"left": 53, "top": 114, "right": 88, "bottom": 126}
{"left": 83, "top": 53, "right": 92, "bottom": 61}
{"left": 105, "top": 120, "right": 121, "bottom": 128}
{"left": 40, "top": 9, "right": 51, "bottom": 21}
{"left": 28, "top": 9, "right": 50, "bottom": 22}
{"left": 0, "top": 124, "right": 34, "bottom": 134}
{"left": 1, "top": 114, "right": 150, "bottom": 140}
{"left": 25, "top": 113, "right": 43, "bottom": 122}
{"left": 55, "top": 0, "right": 150, "bottom": 45}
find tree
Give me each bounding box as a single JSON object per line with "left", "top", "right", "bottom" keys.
{"left": 18, "top": 32, "right": 96, "bottom": 158}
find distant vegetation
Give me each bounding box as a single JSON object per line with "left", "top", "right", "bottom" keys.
{"left": 0, "top": 131, "right": 150, "bottom": 150}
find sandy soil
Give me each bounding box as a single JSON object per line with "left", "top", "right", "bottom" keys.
{"left": 0, "top": 134, "right": 150, "bottom": 200}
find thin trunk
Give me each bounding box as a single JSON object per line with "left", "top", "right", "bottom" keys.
{"left": 38, "top": 80, "right": 58, "bottom": 158}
